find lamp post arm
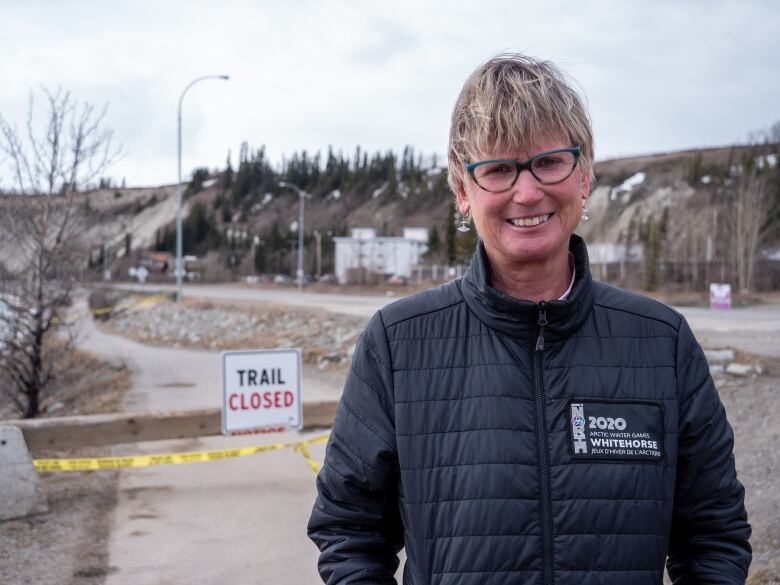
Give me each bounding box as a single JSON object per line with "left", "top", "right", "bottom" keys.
{"left": 278, "top": 181, "right": 309, "bottom": 291}
{"left": 175, "top": 74, "right": 229, "bottom": 302}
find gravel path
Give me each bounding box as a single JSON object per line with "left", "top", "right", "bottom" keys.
{"left": 718, "top": 369, "right": 780, "bottom": 583}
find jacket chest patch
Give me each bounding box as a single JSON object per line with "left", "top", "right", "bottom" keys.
{"left": 567, "top": 399, "right": 664, "bottom": 462}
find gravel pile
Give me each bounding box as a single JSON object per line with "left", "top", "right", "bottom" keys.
{"left": 103, "top": 298, "right": 367, "bottom": 371}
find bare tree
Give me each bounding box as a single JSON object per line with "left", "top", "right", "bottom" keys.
{"left": 727, "top": 129, "right": 780, "bottom": 291}
{"left": 0, "top": 87, "right": 119, "bottom": 417}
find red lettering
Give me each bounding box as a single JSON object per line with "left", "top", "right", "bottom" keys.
{"left": 227, "top": 391, "right": 296, "bottom": 412}
{"left": 228, "top": 426, "right": 286, "bottom": 436}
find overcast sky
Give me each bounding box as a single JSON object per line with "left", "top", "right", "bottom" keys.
{"left": 1, "top": 0, "right": 778, "bottom": 188}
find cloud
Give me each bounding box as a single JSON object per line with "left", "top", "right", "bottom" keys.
{"left": 1, "top": 0, "right": 778, "bottom": 186}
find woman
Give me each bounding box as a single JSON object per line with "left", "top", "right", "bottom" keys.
{"left": 308, "top": 53, "right": 751, "bottom": 584}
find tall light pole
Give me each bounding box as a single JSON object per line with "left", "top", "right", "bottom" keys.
{"left": 313, "top": 229, "right": 322, "bottom": 281}
{"left": 176, "top": 74, "right": 229, "bottom": 302}
{"left": 278, "top": 181, "right": 308, "bottom": 291}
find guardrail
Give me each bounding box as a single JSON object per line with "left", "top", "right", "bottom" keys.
{"left": 5, "top": 401, "right": 338, "bottom": 452}
{"left": 1, "top": 402, "right": 338, "bottom": 520}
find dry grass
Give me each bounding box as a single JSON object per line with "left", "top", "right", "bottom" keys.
{"left": 0, "top": 340, "right": 132, "bottom": 585}
{"left": 0, "top": 341, "right": 131, "bottom": 421}
{"left": 748, "top": 568, "right": 778, "bottom": 585}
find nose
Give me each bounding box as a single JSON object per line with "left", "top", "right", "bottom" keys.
{"left": 509, "top": 168, "right": 545, "bottom": 206}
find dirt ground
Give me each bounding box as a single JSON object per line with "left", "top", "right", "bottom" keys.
{"left": 0, "top": 348, "right": 130, "bottom": 585}
{"left": 719, "top": 367, "right": 780, "bottom": 584}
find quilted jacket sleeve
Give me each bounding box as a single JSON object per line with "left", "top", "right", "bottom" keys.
{"left": 667, "top": 317, "right": 752, "bottom": 584}
{"left": 307, "top": 312, "right": 403, "bottom": 584}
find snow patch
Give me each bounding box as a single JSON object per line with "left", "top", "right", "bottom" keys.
{"left": 763, "top": 247, "right": 780, "bottom": 262}
{"left": 203, "top": 178, "right": 218, "bottom": 189}
{"left": 755, "top": 154, "right": 778, "bottom": 169}
{"left": 700, "top": 175, "right": 711, "bottom": 184}
{"left": 0, "top": 299, "right": 9, "bottom": 347}
{"left": 373, "top": 183, "right": 388, "bottom": 199}
{"left": 610, "top": 171, "right": 646, "bottom": 202}
{"left": 327, "top": 189, "right": 341, "bottom": 201}
{"left": 250, "top": 193, "right": 274, "bottom": 214}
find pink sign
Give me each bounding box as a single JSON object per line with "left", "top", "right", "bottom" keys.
{"left": 709, "top": 283, "right": 732, "bottom": 310}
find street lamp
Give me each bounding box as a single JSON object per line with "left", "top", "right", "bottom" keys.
{"left": 313, "top": 229, "right": 322, "bottom": 281}
{"left": 176, "top": 74, "right": 229, "bottom": 302}
{"left": 278, "top": 181, "right": 309, "bottom": 291}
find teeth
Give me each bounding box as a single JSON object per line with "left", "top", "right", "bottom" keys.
{"left": 509, "top": 214, "right": 551, "bottom": 227}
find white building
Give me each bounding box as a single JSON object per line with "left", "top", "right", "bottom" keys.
{"left": 334, "top": 227, "right": 428, "bottom": 284}
{"left": 587, "top": 243, "right": 643, "bottom": 263}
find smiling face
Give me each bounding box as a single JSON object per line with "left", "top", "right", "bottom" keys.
{"left": 456, "top": 135, "right": 591, "bottom": 273}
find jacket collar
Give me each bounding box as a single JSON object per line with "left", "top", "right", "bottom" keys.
{"left": 459, "top": 234, "right": 594, "bottom": 342}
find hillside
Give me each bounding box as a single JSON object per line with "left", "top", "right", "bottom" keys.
{"left": 2, "top": 143, "right": 778, "bottom": 290}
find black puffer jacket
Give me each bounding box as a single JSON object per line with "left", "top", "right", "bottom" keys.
{"left": 308, "top": 236, "right": 751, "bottom": 584}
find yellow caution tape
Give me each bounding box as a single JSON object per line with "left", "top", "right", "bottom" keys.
{"left": 88, "top": 292, "right": 170, "bottom": 318}
{"left": 294, "top": 442, "right": 322, "bottom": 475}
{"left": 34, "top": 434, "right": 329, "bottom": 474}
{"left": 57, "top": 292, "right": 170, "bottom": 324}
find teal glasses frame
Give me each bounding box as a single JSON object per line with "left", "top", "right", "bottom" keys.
{"left": 465, "top": 146, "right": 581, "bottom": 192}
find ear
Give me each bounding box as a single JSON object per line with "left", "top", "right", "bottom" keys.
{"left": 454, "top": 184, "right": 470, "bottom": 216}
{"left": 580, "top": 164, "right": 592, "bottom": 200}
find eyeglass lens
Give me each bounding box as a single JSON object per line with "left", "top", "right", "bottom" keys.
{"left": 473, "top": 151, "right": 576, "bottom": 191}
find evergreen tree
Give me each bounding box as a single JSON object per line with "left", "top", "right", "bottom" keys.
{"left": 456, "top": 221, "right": 478, "bottom": 263}
{"left": 427, "top": 225, "right": 440, "bottom": 254}
{"left": 446, "top": 200, "right": 456, "bottom": 264}
{"left": 224, "top": 151, "right": 234, "bottom": 191}
{"left": 386, "top": 151, "right": 398, "bottom": 197}
{"left": 254, "top": 245, "right": 265, "bottom": 273}
{"left": 186, "top": 167, "right": 209, "bottom": 197}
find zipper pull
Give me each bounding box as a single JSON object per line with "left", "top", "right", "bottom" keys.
{"left": 535, "top": 302, "right": 548, "bottom": 352}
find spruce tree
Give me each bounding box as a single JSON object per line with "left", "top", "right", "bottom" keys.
{"left": 446, "top": 200, "right": 456, "bottom": 264}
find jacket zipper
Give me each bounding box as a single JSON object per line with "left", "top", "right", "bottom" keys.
{"left": 533, "top": 301, "right": 554, "bottom": 585}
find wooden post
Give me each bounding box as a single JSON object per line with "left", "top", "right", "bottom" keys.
{"left": 5, "top": 401, "right": 338, "bottom": 452}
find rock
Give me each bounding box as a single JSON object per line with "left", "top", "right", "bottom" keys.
{"left": 0, "top": 425, "right": 48, "bottom": 521}
{"left": 725, "top": 363, "right": 755, "bottom": 377}
{"left": 709, "top": 364, "right": 724, "bottom": 376}
{"left": 704, "top": 349, "right": 735, "bottom": 364}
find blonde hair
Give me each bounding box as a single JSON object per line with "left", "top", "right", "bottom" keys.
{"left": 447, "top": 53, "right": 595, "bottom": 196}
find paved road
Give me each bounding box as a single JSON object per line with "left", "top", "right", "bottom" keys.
{"left": 74, "top": 296, "right": 344, "bottom": 585}
{"left": 115, "top": 282, "right": 394, "bottom": 318}
{"left": 116, "top": 282, "right": 780, "bottom": 357}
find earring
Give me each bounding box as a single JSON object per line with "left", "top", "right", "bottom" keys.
{"left": 457, "top": 212, "right": 471, "bottom": 233}
{"left": 581, "top": 201, "right": 589, "bottom": 222}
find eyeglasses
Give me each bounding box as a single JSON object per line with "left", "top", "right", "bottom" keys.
{"left": 465, "top": 146, "right": 581, "bottom": 192}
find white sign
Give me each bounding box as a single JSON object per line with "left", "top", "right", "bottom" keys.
{"left": 222, "top": 349, "right": 302, "bottom": 434}
{"left": 709, "top": 283, "right": 732, "bottom": 310}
